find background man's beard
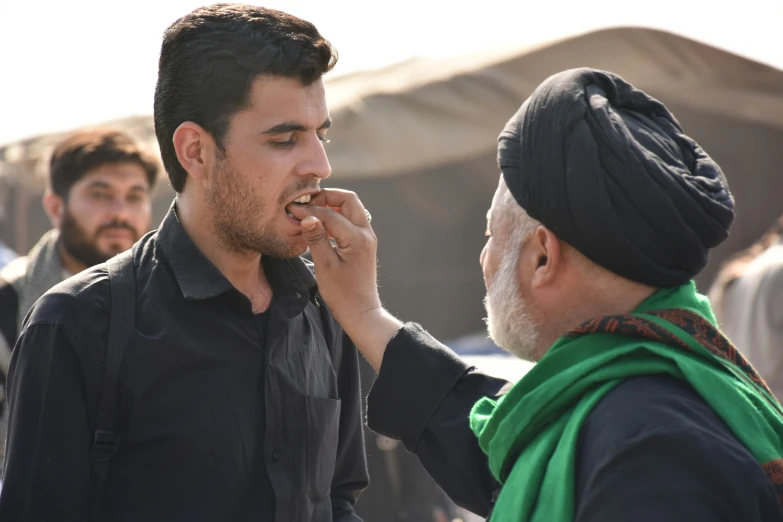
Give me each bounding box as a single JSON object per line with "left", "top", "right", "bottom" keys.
{"left": 484, "top": 249, "right": 541, "bottom": 362}
{"left": 60, "top": 209, "right": 138, "bottom": 268}
{"left": 206, "top": 157, "right": 300, "bottom": 258}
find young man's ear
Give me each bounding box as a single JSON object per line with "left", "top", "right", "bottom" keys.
{"left": 42, "top": 190, "right": 64, "bottom": 229}
{"left": 173, "top": 122, "right": 215, "bottom": 182}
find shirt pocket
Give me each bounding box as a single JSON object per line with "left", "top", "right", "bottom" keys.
{"left": 305, "top": 394, "right": 341, "bottom": 502}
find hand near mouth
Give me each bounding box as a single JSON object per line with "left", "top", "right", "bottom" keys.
{"left": 287, "top": 189, "right": 401, "bottom": 371}
{"left": 286, "top": 188, "right": 369, "bottom": 244}
{"left": 285, "top": 194, "right": 341, "bottom": 222}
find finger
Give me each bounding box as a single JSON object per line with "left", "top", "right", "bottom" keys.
{"left": 291, "top": 205, "right": 361, "bottom": 248}
{"left": 305, "top": 189, "right": 370, "bottom": 227}
{"left": 300, "top": 216, "right": 338, "bottom": 266}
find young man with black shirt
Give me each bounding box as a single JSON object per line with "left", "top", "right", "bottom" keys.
{"left": 0, "top": 5, "right": 367, "bottom": 521}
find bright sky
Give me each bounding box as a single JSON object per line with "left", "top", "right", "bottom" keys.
{"left": 0, "top": 0, "right": 781, "bottom": 146}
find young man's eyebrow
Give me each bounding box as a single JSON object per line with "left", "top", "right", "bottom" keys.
{"left": 85, "top": 180, "right": 112, "bottom": 190}
{"left": 84, "top": 180, "right": 149, "bottom": 192}
{"left": 261, "top": 122, "right": 307, "bottom": 135}
{"left": 261, "top": 117, "right": 332, "bottom": 135}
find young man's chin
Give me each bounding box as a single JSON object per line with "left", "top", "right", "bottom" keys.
{"left": 271, "top": 233, "right": 308, "bottom": 259}
{"left": 286, "top": 240, "right": 309, "bottom": 259}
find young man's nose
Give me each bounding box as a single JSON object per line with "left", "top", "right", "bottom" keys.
{"left": 298, "top": 134, "right": 332, "bottom": 179}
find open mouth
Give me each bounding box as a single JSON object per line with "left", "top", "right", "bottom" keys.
{"left": 285, "top": 192, "right": 316, "bottom": 222}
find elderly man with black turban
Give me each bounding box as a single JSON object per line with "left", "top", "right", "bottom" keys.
{"left": 288, "top": 68, "right": 783, "bottom": 522}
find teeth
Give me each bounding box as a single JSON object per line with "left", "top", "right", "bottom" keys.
{"left": 293, "top": 194, "right": 312, "bottom": 204}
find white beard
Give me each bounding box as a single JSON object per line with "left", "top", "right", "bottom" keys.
{"left": 484, "top": 248, "right": 541, "bottom": 362}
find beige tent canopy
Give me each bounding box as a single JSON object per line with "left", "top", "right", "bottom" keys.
{"left": 2, "top": 26, "right": 782, "bottom": 340}
{"left": 326, "top": 26, "right": 783, "bottom": 180}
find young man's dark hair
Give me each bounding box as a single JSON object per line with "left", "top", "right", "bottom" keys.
{"left": 154, "top": 3, "right": 338, "bottom": 192}
{"left": 49, "top": 128, "right": 159, "bottom": 197}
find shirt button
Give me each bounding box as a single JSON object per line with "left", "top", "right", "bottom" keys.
{"left": 272, "top": 450, "right": 280, "bottom": 461}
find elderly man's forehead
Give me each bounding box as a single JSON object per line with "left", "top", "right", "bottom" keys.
{"left": 489, "top": 177, "right": 514, "bottom": 215}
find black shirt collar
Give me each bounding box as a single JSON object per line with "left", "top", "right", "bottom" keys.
{"left": 156, "top": 201, "right": 316, "bottom": 317}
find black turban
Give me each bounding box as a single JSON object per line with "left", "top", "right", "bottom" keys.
{"left": 498, "top": 68, "right": 734, "bottom": 288}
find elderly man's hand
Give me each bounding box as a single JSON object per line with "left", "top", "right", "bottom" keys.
{"left": 288, "top": 189, "right": 402, "bottom": 371}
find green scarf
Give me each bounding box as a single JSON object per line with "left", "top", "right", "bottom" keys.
{"left": 470, "top": 282, "right": 783, "bottom": 522}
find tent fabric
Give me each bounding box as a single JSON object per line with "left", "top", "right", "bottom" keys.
{"left": 324, "top": 26, "right": 783, "bottom": 179}
{"left": 3, "top": 27, "right": 783, "bottom": 187}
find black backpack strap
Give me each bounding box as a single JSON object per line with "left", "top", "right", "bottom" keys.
{"left": 90, "top": 249, "right": 136, "bottom": 521}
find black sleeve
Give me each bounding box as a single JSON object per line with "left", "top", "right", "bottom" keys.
{"left": 331, "top": 331, "right": 370, "bottom": 522}
{"left": 0, "top": 323, "right": 91, "bottom": 521}
{"left": 367, "top": 323, "right": 509, "bottom": 517}
{"left": 0, "top": 279, "right": 18, "bottom": 349}
{"left": 574, "top": 376, "right": 782, "bottom": 522}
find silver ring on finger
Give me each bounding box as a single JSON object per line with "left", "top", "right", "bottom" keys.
{"left": 364, "top": 209, "right": 372, "bottom": 223}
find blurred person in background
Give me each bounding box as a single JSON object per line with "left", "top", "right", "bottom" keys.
{"left": 0, "top": 127, "right": 157, "bottom": 470}
{"left": 0, "top": 128, "right": 157, "bottom": 348}
{"left": 0, "top": 181, "right": 17, "bottom": 270}
{"left": 291, "top": 68, "right": 783, "bottom": 522}
{"left": 710, "top": 213, "right": 783, "bottom": 399}
{"left": 0, "top": 183, "right": 15, "bottom": 490}
{"left": 0, "top": 5, "right": 369, "bottom": 522}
